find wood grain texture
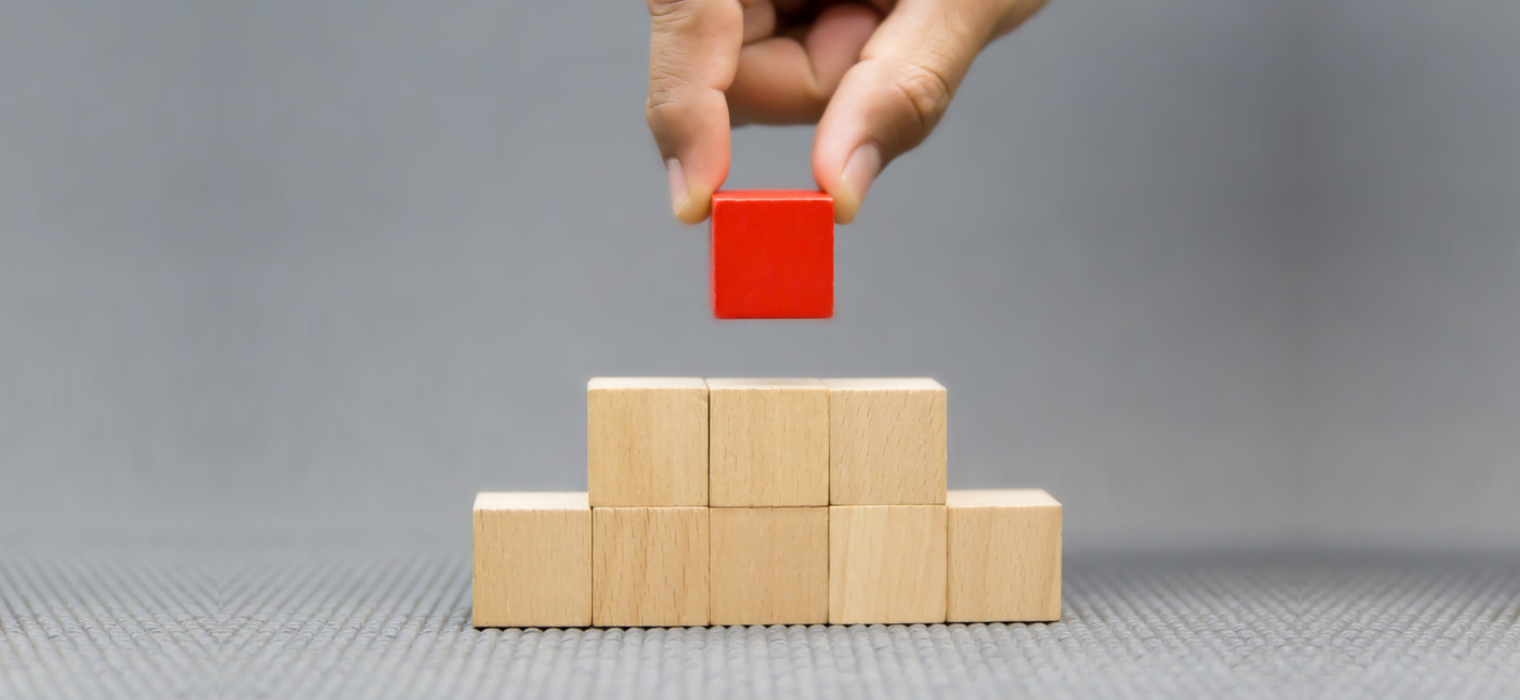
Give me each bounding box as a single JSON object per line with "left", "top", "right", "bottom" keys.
{"left": 828, "top": 505, "right": 947, "bottom": 624}
{"left": 710, "top": 507, "right": 829, "bottom": 625}
{"left": 473, "top": 492, "right": 591, "bottom": 628}
{"left": 707, "top": 378, "right": 828, "bottom": 507}
{"left": 592, "top": 507, "right": 710, "bottom": 627}
{"left": 947, "top": 489, "right": 1062, "bottom": 622}
{"left": 587, "top": 378, "right": 708, "bottom": 507}
{"left": 824, "top": 378, "right": 947, "bottom": 505}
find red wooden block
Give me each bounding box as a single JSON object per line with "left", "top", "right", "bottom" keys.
{"left": 710, "top": 191, "right": 834, "bottom": 319}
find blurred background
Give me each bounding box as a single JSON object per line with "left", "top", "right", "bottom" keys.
{"left": 0, "top": 0, "right": 1516, "bottom": 552}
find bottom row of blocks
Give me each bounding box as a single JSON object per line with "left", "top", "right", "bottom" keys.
{"left": 474, "top": 490, "right": 1061, "bottom": 628}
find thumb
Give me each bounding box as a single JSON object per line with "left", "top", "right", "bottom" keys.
{"left": 812, "top": 0, "right": 997, "bottom": 223}
{"left": 646, "top": 0, "right": 744, "bottom": 224}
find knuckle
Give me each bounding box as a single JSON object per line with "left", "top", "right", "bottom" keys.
{"left": 646, "top": 59, "right": 695, "bottom": 117}
{"left": 645, "top": 92, "right": 679, "bottom": 127}
{"left": 649, "top": 6, "right": 699, "bottom": 38}
{"left": 892, "top": 61, "right": 954, "bottom": 135}
{"left": 647, "top": 0, "right": 689, "bottom": 18}
{"left": 645, "top": 79, "right": 713, "bottom": 132}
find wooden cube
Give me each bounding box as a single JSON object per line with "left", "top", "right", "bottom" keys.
{"left": 588, "top": 377, "right": 708, "bottom": 506}
{"left": 828, "top": 505, "right": 947, "bottom": 624}
{"left": 707, "top": 378, "right": 828, "bottom": 507}
{"left": 825, "top": 378, "right": 947, "bottom": 505}
{"left": 473, "top": 492, "right": 591, "bottom": 628}
{"left": 710, "top": 190, "right": 834, "bottom": 319}
{"left": 947, "top": 489, "right": 1062, "bottom": 622}
{"left": 592, "top": 507, "right": 709, "bottom": 627}
{"left": 710, "top": 507, "right": 828, "bottom": 625}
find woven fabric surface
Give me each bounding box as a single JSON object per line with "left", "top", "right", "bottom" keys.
{"left": 1, "top": 546, "right": 1517, "bottom": 700}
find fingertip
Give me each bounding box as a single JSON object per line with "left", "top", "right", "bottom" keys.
{"left": 833, "top": 197, "right": 859, "bottom": 225}
{"left": 815, "top": 118, "right": 881, "bottom": 224}
{"left": 667, "top": 156, "right": 716, "bottom": 224}
{"left": 673, "top": 189, "right": 712, "bottom": 224}
{"left": 830, "top": 144, "right": 880, "bottom": 224}
{"left": 824, "top": 165, "right": 862, "bottom": 224}
{"left": 651, "top": 91, "right": 729, "bottom": 224}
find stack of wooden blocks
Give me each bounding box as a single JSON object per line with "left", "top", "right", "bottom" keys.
{"left": 474, "top": 378, "right": 1062, "bottom": 628}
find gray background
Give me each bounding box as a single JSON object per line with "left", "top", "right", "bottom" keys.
{"left": 0, "top": 0, "right": 1515, "bottom": 552}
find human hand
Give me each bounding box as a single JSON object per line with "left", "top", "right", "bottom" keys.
{"left": 646, "top": 0, "right": 1047, "bottom": 224}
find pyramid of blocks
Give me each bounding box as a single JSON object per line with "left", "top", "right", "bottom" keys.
{"left": 473, "top": 378, "right": 1062, "bottom": 628}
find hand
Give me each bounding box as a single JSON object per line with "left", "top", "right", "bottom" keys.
{"left": 646, "top": 0, "right": 1047, "bottom": 224}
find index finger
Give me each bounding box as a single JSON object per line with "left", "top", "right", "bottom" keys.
{"left": 647, "top": 0, "right": 745, "bottom": 223}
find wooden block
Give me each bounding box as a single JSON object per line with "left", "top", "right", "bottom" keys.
{"left": 592, "top": 507, "right": 709, "bottom": 627}
{"left": 710, "top": 191, "right": 834, "bottom": 319}
{"left": 828, "top": 505, "right": 947, "bottom": 624}
{"left": 587, "top": 377, "right": 708, "bottom": 507}
{"left": 825, "top": 378, "right": 947, "bottom": 505}
{"left": 473, "top": 492, "right": 591, "bottom": 628}
{"left": 947, "top": 489, "right": 1062, "bottom": 622}
{"left": 707, "top": 378, "right": 828, "bottom": 506}
{"left": 710, "top": 507, "right": 829, "bottom": 625}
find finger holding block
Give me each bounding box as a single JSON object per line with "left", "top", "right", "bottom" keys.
{"left": 593, "top": 507, "right": 710, "bottom": 627}
{"left": 947, "top": 489, "right": 1062, "bottom": 622}
{"left": 824, "top": 379, "right": 947, "bottom": 505}
{"left": 828, "top": 505, "right": 947, "bottom": 624}
{"left": 588, "top": 378, "right": 708, "bottom": 506}
{"left": 707, "top": 378, "right": 828, "bottom": 507}
{"left": 710, "top": 507, "right": 829, "bottom": 625}
{"left": 473, "top": 492, "right": 591, "bottom": 628}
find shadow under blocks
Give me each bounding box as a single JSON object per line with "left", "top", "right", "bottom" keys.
{"left": 472, "top": 377, "right": 1062, "bottom": 628}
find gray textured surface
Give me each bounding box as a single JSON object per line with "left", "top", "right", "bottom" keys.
{"left": 3, "top": 548, "right": 1518, "bottom": 699}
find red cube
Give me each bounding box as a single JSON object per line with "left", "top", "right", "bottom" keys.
{"left": 710, "top": 191, "right": 834, "bottom": 319}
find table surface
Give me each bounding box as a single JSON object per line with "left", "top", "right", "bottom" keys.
{"left": 1, "top": 545, "right": 1517, "bottom": 699}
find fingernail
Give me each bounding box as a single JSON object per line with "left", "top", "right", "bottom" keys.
{"left": 666, "top": 158, "right": 689, "bottom": 218}
{"left": 841, "top": 144, "right": 881, "bottom": 213}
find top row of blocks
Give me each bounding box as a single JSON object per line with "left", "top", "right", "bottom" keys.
{"left": 588, "top": 378, "right": 946, "bottom": 507}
